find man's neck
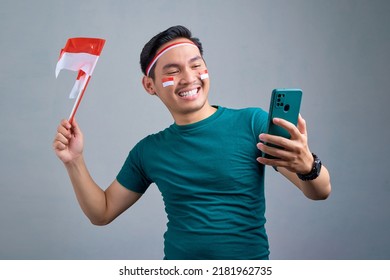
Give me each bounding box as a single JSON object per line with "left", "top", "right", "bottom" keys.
{"left": 173, "top": 104, "right": 217, "bottom": 126}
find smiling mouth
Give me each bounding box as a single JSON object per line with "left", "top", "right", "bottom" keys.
{"left": 178, "top": 87, "right": 199, "bottom": 97}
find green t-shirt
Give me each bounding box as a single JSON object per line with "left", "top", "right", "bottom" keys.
{"left": 117, "top": 106, "right": 269, "bottom": 259}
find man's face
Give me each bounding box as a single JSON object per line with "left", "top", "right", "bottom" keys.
{"left": 146, "top": 38, "right": 211, "bottom": 123}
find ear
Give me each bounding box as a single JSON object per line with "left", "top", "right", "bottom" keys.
{"left": 142, "top": 76, "right": 157, "bottom": 96}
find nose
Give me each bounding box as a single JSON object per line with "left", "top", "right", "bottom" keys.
{"left": 178, "top": 67, "right": 197, "bottom": 85}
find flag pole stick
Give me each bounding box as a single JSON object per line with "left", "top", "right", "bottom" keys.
{"left": 68, "top": 75, "right": 91, "bottom": 124}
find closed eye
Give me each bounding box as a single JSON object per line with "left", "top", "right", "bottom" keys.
{"left": 167, "top": 70, "right": 179, "bottom": 75}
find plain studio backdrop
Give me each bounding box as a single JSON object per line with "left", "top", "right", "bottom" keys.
{"left": 0, "top": 0, "right": 389, "bottom": 260}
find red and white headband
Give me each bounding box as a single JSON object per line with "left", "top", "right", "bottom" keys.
{"left": 146, "top": 41, "right": 198, "bottom": 76}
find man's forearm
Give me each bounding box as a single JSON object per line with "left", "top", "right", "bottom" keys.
{"left": 298, "top": 165, "right": 331, "bottom": 200}
{"left": 64, "top": 156, "right": 108, "bottom": 224}
{"left": 279, "top": 165, "right": 331, "bottom": 200}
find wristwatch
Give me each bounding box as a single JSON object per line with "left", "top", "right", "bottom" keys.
{"left": 297, "top": 153, "right": 322, "bottom": 181}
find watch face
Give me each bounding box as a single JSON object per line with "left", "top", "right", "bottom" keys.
{"left": 314, "top": 157, "right": 322, "bottom": 173}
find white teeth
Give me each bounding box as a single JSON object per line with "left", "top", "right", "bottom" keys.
{"left": 179, "top": 89, "right": 197, "bottom": 97}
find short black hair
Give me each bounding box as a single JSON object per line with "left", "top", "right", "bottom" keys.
{"left": 140, "top": 25, "right": 203, "bottom": 78}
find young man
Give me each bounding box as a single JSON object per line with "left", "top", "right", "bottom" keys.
{"left": 53, "top": 25, "right": 331, "bottom": 260}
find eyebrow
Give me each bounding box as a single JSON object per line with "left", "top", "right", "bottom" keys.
{"left": 162, "top": 55, "right": 203, "bottom": 70}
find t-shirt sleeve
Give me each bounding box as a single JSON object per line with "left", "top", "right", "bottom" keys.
{"left": 252, "top": 107, "right": 269, "bottom": 138}
{"left": 116, "top": 140, "right": 152, "bottom": 194}
{"left": 247, "top": 108, "right": 268, "bottom": 159}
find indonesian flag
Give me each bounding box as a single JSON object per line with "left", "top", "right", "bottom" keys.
{"left": 162, "top": 77, "right": 174, "bottom": 87}
{"left": 55, "top": 37, "right": 105, "bottom": 122}
{"left": 56, "top": 37, "right": 105, "bottom": 98}
{"left": 200, "top": 69, "right": 209, "bottom": 80}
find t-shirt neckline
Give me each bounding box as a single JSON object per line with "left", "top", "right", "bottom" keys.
{"left": 171, "top": 106, "right": 224, "bottom": 132}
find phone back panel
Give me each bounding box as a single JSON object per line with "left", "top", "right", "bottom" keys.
{"left": 266, "top": 89, "right": 302, "bottom": 139}
{"left": 268, "top": 89, "right": 302, "bottom": 138}
{"left": 263, "top": 89, "right": 302, "bottom": 159}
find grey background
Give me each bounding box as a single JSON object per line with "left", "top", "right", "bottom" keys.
{"left": 1, "top": 0, "right": 389, "bottom": 260}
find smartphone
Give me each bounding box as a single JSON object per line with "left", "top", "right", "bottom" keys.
{"left": 262, "top": 88, "right": 302, "bottom": 158}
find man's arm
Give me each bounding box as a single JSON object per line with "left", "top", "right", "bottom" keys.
{"left": 257, "top": 115, "right": 331, "bottom": 200}
{"left": 53, "top": 119, "right": 142, "bottom": 225}
{"left": 275, "top": 165, "right": 331, "bottom": 200}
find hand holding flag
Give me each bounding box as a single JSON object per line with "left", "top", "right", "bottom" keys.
{"left": 55, "top": 37, "right": 105, "bottom": 123}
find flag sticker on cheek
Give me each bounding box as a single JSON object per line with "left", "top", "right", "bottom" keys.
{"left": 200, "top": 69, "right": 209, "bottom": 80}
{"left": 162, "top": 77, "right": 174, "bottom": 87}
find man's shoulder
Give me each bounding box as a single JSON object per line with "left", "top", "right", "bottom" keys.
{"left": 137, "top": 125, "right": 174, "bottom": 145}
{"left": 222, "top": 106, "right": 268, "bottom": 119}
{"left": 218, "top": 106, "right": 268, "bottom": 135}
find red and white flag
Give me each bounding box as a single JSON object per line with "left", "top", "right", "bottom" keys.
{"left": 162, "top": 77, "right": 174, "bottom": 87}
{"left": 200, "top": 69, "right": 209, "bottom": 80}
{"left": 55, "top": 37, "right": 105, "bottom": 122}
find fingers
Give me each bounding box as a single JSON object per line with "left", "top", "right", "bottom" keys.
{"left": 256, "top": 141, "right": 308, "bottom": 172}
{"left": 256, "top": 141, "right": 290, "bottom": 167}
{"left": 270, "top": 116, "right": 308, "bottom": 141}
{"left": 272, "top": 117, "right": 301, "bottom": 139}
{"left": 256, "top": 152, "right": 285, "bottom": 167}
{"left": 53, "top": 137, "right": 67, "bottom": 151}
{"left": 57, "top": 119, "right": 72, "bottom": 138}
{"left": 53, "top": 119, "right": 72, "bottom": 150}
{"left": 55, "top": 131, "right": 69, "bottom": 145}
{"left": 257, "top": 141, "right": 294, "bottom": 161}
{"left": 259, "top": 132, "right": 291, "bottom": 149}
{"left": 258, "top": 117, "right": 311, "bottom": 172}
{"left": 55, "top": 118, "right": 82, "bottom": 138}
{"left": 297, "top": 114, "right": 307, "bottom": 136}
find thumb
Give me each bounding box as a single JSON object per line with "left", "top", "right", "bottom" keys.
{"left": 70, "top": 118, "right": 82, "bottom": 137}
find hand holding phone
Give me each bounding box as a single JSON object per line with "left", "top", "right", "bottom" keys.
{"left": 262, "top": 88, "right": 302, "bottom": 158}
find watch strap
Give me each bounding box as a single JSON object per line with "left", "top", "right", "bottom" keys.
{"left": 297, "top": 153, "right": 322, "bottom": 181}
